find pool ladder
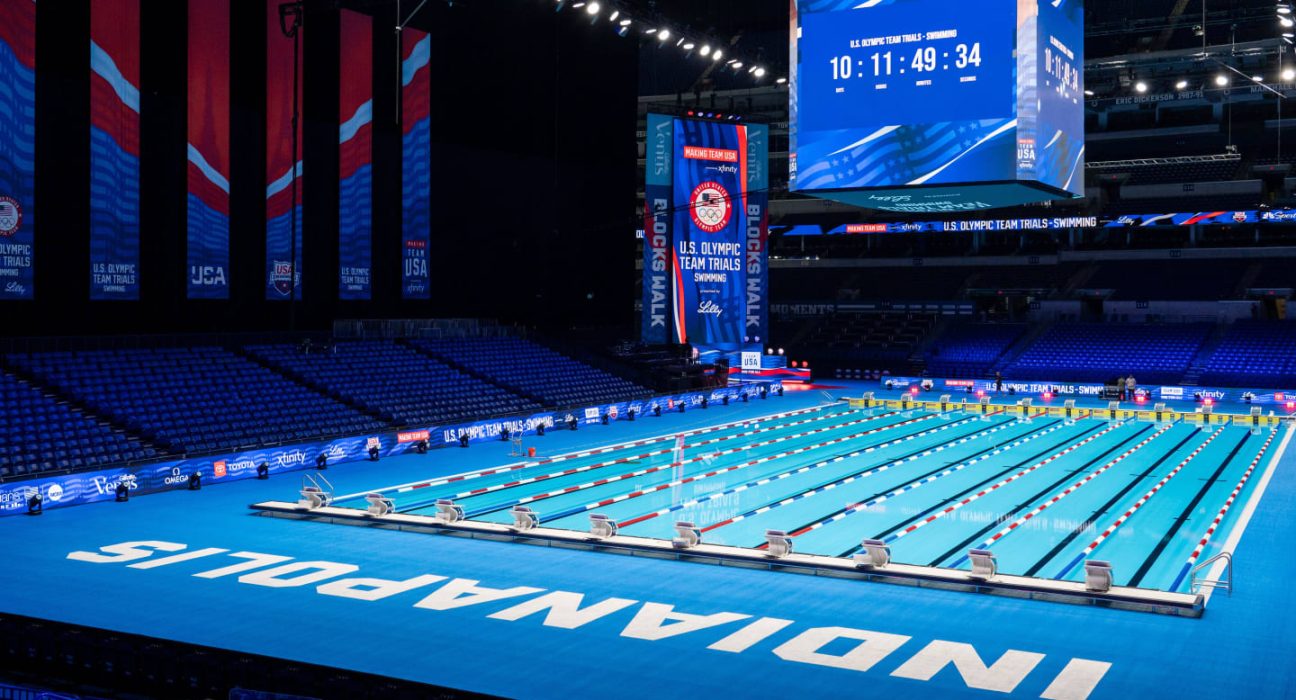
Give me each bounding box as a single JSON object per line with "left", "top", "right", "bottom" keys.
{"left": 1190, "top": 552, "right": 1233, "bottom": 597}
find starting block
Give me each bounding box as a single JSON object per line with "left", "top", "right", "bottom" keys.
{"left": 968, "top": 549, "right": 998, "bottom": 579}
{"left": 672, "top": 521, "right": 701, "bottom": 549}
{"left": 435, "top": 498, "right": 465, "bottom": 523}
{"left": 854, "top": 539, "right": 891, "bottom": 568}
{"left": 938, "top": 394, "right": 953, "bottom": 413}
{"left": 297, "top": 485, "right": 330, "bottom": 510}
{"left": 1084, "top": 560, "right": 1114, "bottom": 593}
{"left": 765, "top": 530, "right": 794, "bottom": 558}
{"left": 589, "top": 513, "right": 618, "bottom": 539}
{"left": 364, "top": 493, "right": 394, "bottom": 516}
{"left": 510, "top": 505, "right": 539, "bottom": 531}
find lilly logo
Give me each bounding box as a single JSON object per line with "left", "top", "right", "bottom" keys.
{"left": 698, "top": 300, "right": 723, "bottom": 317}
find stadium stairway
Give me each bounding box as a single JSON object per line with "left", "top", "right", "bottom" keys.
{"left": 231, "top": 345, "right": 395, "bottom": 428}
{"left": 397, "top": 339, "right": 549, "bottom": 407}
{"left": 1179, "top": 323, "right": 1231, "bottom": 387}
{"left": 991, "top": 319, "right": 1056, "bottom": 375}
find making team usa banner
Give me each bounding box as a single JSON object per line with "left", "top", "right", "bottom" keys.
{"left": 89, "top": 0, "right": 141, "bottom": 300}
{"left": 187, "top": 0, "right": 231, "bottom": 299}
{"left": 400, "top": 29, "right": 431, "bottom": 300}
{"left": 265, "top": 0, "right": 302, "bottom": 300}
{"left": 338, "top": 10, "right": 372, "bottom": 301}
{"left": 641, "top": 115, "right": 769, "bottom": 355}
{"left": 0, "top": 0, "right": 35, "bottom": 300}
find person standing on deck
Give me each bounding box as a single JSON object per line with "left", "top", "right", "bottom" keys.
{"left": 1126, "top": 375, "right": 1137, "bottom": 401}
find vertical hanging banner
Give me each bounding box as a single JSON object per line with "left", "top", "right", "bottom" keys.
{"left": 338, "top": 10, "right": 372, "bottom": 300}
{"left": 0, "top": 0, "right": 35, "bottom": 300}
{"left": 744, "top": 122, "right": 769, "bottom": 346}
{"left": 640, "top": 113, "right": 673, "bottom": 344}
{"left": 670, "top": 119, "right": 748, "bottom": 346}
{"left": 89, "top": 0, "right": 141, "bottom": 300}
{"left": 187, "top": 0, "right": 231, "bottom": 299}
{"left": 400, "top": 29, "right": 431, "bottom": 300}
{"left": 265, "top": 0, "right": 302, "bottom": 300}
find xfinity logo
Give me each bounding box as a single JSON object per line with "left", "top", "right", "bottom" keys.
{"left": 67, "top": 541, "right": 1113, "bottom": 699}
{"left": 275, "top": 451, "right": 307, "bottom": 468}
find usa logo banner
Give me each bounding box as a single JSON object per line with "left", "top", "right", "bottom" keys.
{"left": 401, "top": 29, "right": 432, "bottom": 300}
{"left": 187, "top": 0, "right": 231, "bottom": 299}
{"left": 265, "top": 0, "right": 303, "bottom": 300}
{"left": 0, "top": 0, "right": 34, "bottom": 300}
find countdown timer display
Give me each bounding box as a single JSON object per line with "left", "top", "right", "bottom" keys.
{"left": 797, "top": 0, "right": 1014, "bottom": 134}
{"left": 790, "top": 0, "right": 1085, "bottom": 212}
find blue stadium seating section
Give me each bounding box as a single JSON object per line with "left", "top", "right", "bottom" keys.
{"left": 6, "top": 347, "right": 385, "bottom": 455}
{"left": 245, "top": 341, "right": 541, "bottom": 427}
{"left": 1200, "top": 321, "right": 1296, "bottom": 389}
{"left": 1005, "top": 322, "right": 1212, "bottom": 385}
{"left": 925, "top": 323, "right": 1026, "bottom": 378}
{"left": 0, "top": 370, "right": 157, "bottom": 478}
{"left": 411, "top": 337, "right": 652, "bottom": 407}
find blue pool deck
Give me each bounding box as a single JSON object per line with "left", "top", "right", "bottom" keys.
{"left": 2, "top": 383, "right": 1295, "bottom": 699}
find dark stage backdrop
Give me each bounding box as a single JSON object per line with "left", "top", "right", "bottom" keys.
{"left": 9, "top": 0, "right": 637, "bottom": 336}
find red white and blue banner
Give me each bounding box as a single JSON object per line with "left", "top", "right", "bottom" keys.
{"left": 400, "top": 29, "right": 431, "bottom": 300}
{"left": 265, "top": 0, "right": 302, "bottom": 300}
{"left": 338, "top": 10, "right": 372, "bottom": 301}
{"left": 643, "top": 115, "right": 769, "bottom": 354}
{"left": 0, "top": 0, "right": 35, "bottom": 300}
{"left": 90, "top": 0, "right": 141, "bottom": 300}
{"left": 776, "top": 209, "right": 1296, "bottom": 235}
{"left": 187, "top": 0, "right": 231, "bottom": 299}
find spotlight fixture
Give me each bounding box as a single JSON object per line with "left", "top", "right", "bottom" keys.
{"left": 1284, "top": 68, "right": 1296, "bottom": 81}
{"left": 585, "top": 1, "right": 598, "bottom": 14}
{"left": 754, "top": 67, "right": 766, "bottom": 78}
{"left": 700, "top": 45, "right": 711, "bottom": 56}
{"left": 657, "top": 29, "right": 670, "bottom": 41}
{"left": 1215, "top": 74, "right": 1230, "bottom": 86}
{"left": 682, "top": 42, "right": 695, "bottom": 50}
{"left": 257, "top": 462, "right": 270, "bottom": 479}
{"left": 1175, "top": 79, "right": 1189, "bottom": 89}
{"left": 712, "top": 50, "right": 723, "bottom": 61}
{"left": 458, "top": 433, "right": 470, "bottom": 448}
{"left": 1134, "top": 81, "right": 1148, "bottom": 93}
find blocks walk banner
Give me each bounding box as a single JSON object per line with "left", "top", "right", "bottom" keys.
{"left": 90, "top": 0, "right": 141, "bottom": 300}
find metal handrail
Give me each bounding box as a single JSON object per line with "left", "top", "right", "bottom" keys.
{"left": 1190, "top": 551, "right": 1233, "bottom": 596}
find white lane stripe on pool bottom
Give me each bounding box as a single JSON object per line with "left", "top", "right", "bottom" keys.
{"left": 1054, "top": 426, "right": 1227, "bottom": 578}
{"left": 788, "top": 414, "right": 1065, "bottom": 538}
{"left": 952, "top": 424, "right": 1174, "bottom": 564}
{"left": 411, "top": 409, "right": 895, "bottom": 502}
{"left": 333, "top": 402, "right": 840, "bottom": 502}
{"left": 545, "top": 414, "right": 994, "bottom": 524}
{"left": 886, "top": 421, "right": 1126, "bottom": 542}
{"left": 483, "top": 413, "right": 936, "bottom": 512}
{"left": 1171, "top": 425, "right": 1283, "bottom": 594}
{"left": 1197, "top": 424, "right": 1294, "bottom": 606}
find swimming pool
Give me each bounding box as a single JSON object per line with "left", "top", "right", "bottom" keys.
{"left": 321, "top": 401, "right": 1287, "bottom": 595}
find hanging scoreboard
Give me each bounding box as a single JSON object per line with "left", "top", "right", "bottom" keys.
{"left": 790, "top": 0, "right": 1084, "bottom": 212}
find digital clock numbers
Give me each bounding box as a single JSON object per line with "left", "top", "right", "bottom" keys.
{"left": 829, "top": 42, "right": 982, "bottom": 80}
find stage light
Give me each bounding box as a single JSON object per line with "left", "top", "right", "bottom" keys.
{"left": 1252, "top": 75, "right": 1265, "bottom": 82}
{"left": 1283, "top": 16, "right": 1295, "bottom": 27}
{"left": 27, "top": 493, "right": 41, "bottom": 515}
{"left": 115, "top": 482, "right": 129, "bottom": 502}
{"left": 568, "top": 416, "right": 579, "bottom": 430}
{"left": 1282, "top": 6, "right": 1293, "bottom": 14}
{"left": 368, "top": 446, "right": 381, "bottom": 461}
{"left": 608, "top": 10, "right": 618, "bottom": 21}
{"left": 415, "top": 439, "right": 429, "bottom": 454}
{"left": 1042, "top": 391, "right": 1053, "bottom": 400}
{"left": 682, "top": 42, "right": 695, "bottom": 50}
{"left": 776, "top": 77, "right": 787, "bottom": 84}
{"left": 459, "top": 433, "right": 470, "bottom": 448}
{"left": 653, "top": 404, "right": 662, "bottom": 417}
{"left": 257, "top": 462, "right": 270, "bottom": 479}
{"left": 619, "top": 18, "right": 632, "bottom": 26}
{"left": 316, "top": 453, "right": 329, "bottom": 469}
{"left": 1215, "top": 74, "right": 1230, "bottom": 86}
{"left": 1175, "top": 79, "right": 1189, "bottom": 89}
{"left": 1134, "top": 81, "right": 1148, "bottom": 93}
{"left": 585, "top": 2, "right": 599, "bottom": 14}
{"left": 657, "top": 29, "right": 670, "bottom": 41}
{"left": 188, "top": 472, "right": 202, "bottom": 490}
{"left": 676, "top": 37, "right": 685, "bottom": 47}
{"left": 601, "top": 412, "right": 610, "bottom": 425}
{"left": 1285, "top": 68, "right": 1296, "bottom": 80}
{"left": 1084, "top": 89, "right": 1094, "bottom": 96}
{"left": 501, "top": 427, "right": 511, "bottom": 441}
{"left": 712, "top": 50, "right": 723, "bottom": 61}
{"left": 732, "top": 61, "right": 743, "bottom": 69}
{"left": 701, "top": 396, "right": 709, "bottom": 409}
{"left": 700, "top": 45, "right": 711, "bottom": 56}
{"left": 910, "top": 386, "right": 920, "bottom": 395}
{"left": 627, "top": 408, "right": 636, "bottom": 421}
{"left": 1204, "top": 397, "right": 1214, "bottom": 407}
{"left": 537, "top": 422, "right": 546, "bottom": 436}
{"left": 1287, "top": 401, "right": 1295, "bottom": 411}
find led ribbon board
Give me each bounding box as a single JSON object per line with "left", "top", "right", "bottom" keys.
{"left": 790, "top": 0, "right": 1084, "bottom": 212}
